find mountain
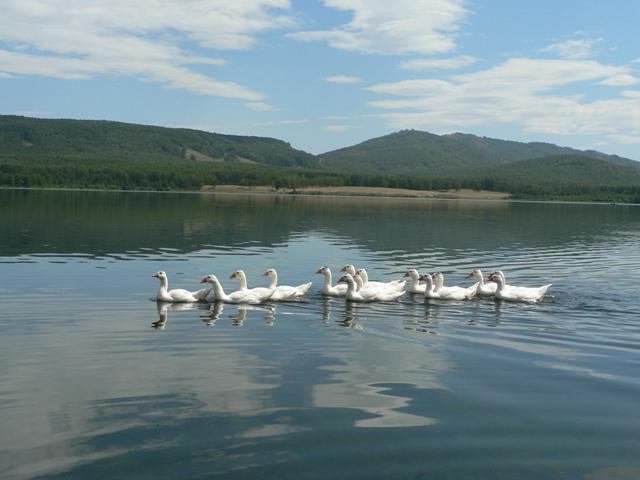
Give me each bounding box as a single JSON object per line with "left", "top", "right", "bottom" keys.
{"left": 0, "top": 115, "right": 318, "bottom": 168}
{"left": 319, "top": 129, "right": 639, "bottom": 175}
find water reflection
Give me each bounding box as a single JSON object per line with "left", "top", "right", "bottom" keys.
{"left": 2, "top": 189, "right": 639, "bottom": 259}
{"left": 152, "top": 301, "right": 208, "bottom": 330}
{"left": 2, "top": 191, "right": 640, "bottom": 479}
{"left": 198, "top": 302, "right": 276, "bottom": 327}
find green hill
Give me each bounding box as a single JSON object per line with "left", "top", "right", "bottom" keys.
{"left": 0, "top": 115, "right": 318, "bottom": 168}
{"left": 319, "top": 129, "right": 639, "bottom": 175}
{"left": 476, "top": 154, "right": 640, "bottom": 187}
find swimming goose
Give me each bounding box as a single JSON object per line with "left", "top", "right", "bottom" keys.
{"left": 316, "top": 266, "right": 348, "bottom": 296}
{"left": 489, "top": 272, "right": 551, "bottom": 303}
{"left": 466, "top": 269, "right": 497, "bottom": 296}
{"left": 404, "top": 269, "right": 426, "bottom": 293}
{"left": 152, "top": 271, "right": 210, "bottom": 303}
{"left": 229, "top": 270, "right": 275, "bottom": 301}
{"left": 200, "top": 274, "right": 270, "bottom": 304}
{"left": 432, "top": 272, "right": 478, "bottom": 300}
{"left": 263, "top": 268, "right": 312, "bottom": 301}
{"left": 417, "top": 274, "right": 439, "bottom": 299}
{"left": 337, "top": 274, "right": 405, "bottom": 302}
{"left": 355, "top": 268, "right": 405, "bottom": 292}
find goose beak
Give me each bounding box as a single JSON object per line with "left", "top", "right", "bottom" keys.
{"left": 229, "top": 272, "right": 236, "bottom": 279}
{"left": 152, "top": 272, "right": 159, "bottom": 278}
{"left": 263, "top": 271, "right": 269, "bottom": 276}
{"left": 200, "top": 277, "right": 207, "bottom": 284}
{"left": 315, "top": 268, "right": 322, "bottom": 274}
{"left": 466, "top": 271, "right": 473, "bottom": 277}
{"left": 403, "top": 271, "right": 410, "bottom": 277}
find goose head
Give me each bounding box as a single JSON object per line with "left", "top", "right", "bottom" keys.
{"left": 315, "top": 266, "right": 330, "bottom": 275}
{"left": 337, "top": 273, "right": 355, "bottom": 286}
{"left": 340, "top": 264, "right": 356, "bottom": 275}
{"left": 467, "top": 269, "right": 482, "bottom": 281}
{"left": 488, "top": 272, "right": 504, "bottom": 286}
{"left": 200, "top": 274, "right": 218, "bottom": 284}
{"left": 418, "top": 274, "right": 434, "bottom": 288}
{"left": 263, "top": 268, "right": 277, "bottom": 278}
{"left": 404, "top": 269, "right": 419, "bottom": 280}
{"left": 229, "top": 270, "right": 245, "bottom": 280}
{"left": 152, "top": 271, "right": 167, "bottom": 280}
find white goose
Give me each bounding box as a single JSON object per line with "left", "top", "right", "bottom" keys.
{"left": 432, "top": 272, "right": 478, "bottom": 300}
{"left": 152, "top": 271, "right": 210, "bottom": 303}
{"left": 200, "top": 274, "right": 270, "bottom": 304}
{"left": 420, "top": 273, "right": 477, "bottom": 300}
{"left": 337, "top": 273, "right": 405, "bottom": 302}
{"left": 229, "top": 270, "right": 275, "bottom": 301}
{"left": 403, "top": 269, "right": 426, "bottom": 293}
{"left": 466, "top": 269, "right": 497, "bottom": 296}
{"left": 316, "top": 266, "right": 348, "bottom": 296}
{"left": 356, "top": 268, "right": 405, "bottom": 292}
{"left": 340, "top": 265, "right": 404, "bottom": 291}
{"left": 418, "top": 274, "right": 439, "bottom": 299}
{"left": 489, "top": 272, "right": 551, "bottom": 303}
{"left": 263, "top": 268, "right": 312, "bottom": 301}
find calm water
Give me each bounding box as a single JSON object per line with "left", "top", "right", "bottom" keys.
{"left": 1, "top": 189, "right": 640, "bottom": 480}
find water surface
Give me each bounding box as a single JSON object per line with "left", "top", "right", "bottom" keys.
{"left": 1, "top": 190, "right": 640, "bottom": 479}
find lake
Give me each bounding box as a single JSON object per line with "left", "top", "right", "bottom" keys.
{"left": 1, "top": 189, "right": 640, "bottom": 480}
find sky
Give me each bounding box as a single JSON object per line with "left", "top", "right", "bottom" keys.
{"left": 1, "top": 0, "right": 639, "bottom": 159}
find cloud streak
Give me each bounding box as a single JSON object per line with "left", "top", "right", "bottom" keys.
{"left": 367, "top": 57, "right": 640, "bottom": 144}
{"left": 0, "top": 0, "right": 293, "bottom": 101}
{"left": 290, "top": 0, "right": 468, "bottom": 55}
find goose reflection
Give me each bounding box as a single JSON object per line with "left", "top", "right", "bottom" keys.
{"left": 232, "top": 304, "right": 277, "bottom": 327}
{"left": 201, "top": 301, "right": 224, "bottom": 327}
{"left": 338, "top": 302, "right": 364, "bottom": 330}
{"left": 152, "top": 301, "right": 208, "bottom": 330}
{"left": 320, "top": 296, "right": 333, "bottom": 323}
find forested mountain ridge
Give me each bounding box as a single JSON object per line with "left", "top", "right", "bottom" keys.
{"left": 319, "top": 129, "right": 639, "bottom": 175}
{"left": 0, "top": 115, "right": 318, "bottom": 168}
{"left": 1, "top": 115, "right": 639, "bottom": 202}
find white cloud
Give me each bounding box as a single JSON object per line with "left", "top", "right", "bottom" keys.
{"left": 367, "top": 57, "right": 640, "bottom": 147}
{"left": 0, "top": 0, "right": 293, "bottom": 100}
{"left": 324, "top": 124, "right": 353, "bottom": 132}
{"left": 290, "top": 0, "right": 467, "bottom": 55}
{"left": 542, "top": 37, "right": 603, "bottom": 59}
{"left": 323, "top": 75, "right": 362, "bottom": 84}
{"left": 599, "top": 75, "right": 639, "bottom": 86}
{"left": 245, "top": 102, "right": 274, "bottom": 111}
{"left": 399, "top": 55, "right": 477, "bottom": 71}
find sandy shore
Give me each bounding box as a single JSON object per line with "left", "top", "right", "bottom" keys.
{"left": 204, "top": 184, "right": 509, "bottom": 200}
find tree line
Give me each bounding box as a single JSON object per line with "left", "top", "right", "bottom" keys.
{"left": 1, "top": 154, "right": 639, "bottom": 203}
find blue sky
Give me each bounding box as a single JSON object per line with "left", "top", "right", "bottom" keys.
{"left": 1, "top": 0, "right": 639, "bottom": 159}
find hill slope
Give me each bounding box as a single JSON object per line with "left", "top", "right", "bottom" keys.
{"left": 319, "top": 129, "right": 638, "bottom": 175}
{"left": 478, "top": 154, "right": 640, "bottom": 187}
{"left": 0, "top": 115, "right": 318, "bottom": 168}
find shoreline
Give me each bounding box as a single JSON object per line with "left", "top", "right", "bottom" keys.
{"left": 2, "top": 185, "right": 634, "bottom": 206}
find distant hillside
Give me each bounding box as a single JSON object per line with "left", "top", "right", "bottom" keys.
{"left": 319, "top": 129, "right": 639, "bottom": 175}
{"left": 477, "top": 154, "right": 640, "bottom": 187}
{"left": 0, "top": 115, "right": 318, "bottom": 168}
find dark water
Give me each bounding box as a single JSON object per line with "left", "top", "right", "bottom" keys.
{"left": 1, "top": 189, "right": 640, "bottom": 480}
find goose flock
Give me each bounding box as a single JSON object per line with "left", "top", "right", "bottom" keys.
{"left": 153, "top": 265, "right": 552, "bottom": 305}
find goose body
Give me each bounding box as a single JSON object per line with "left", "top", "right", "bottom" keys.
{"left": 338, "top": 274, "right": 405, "bottom": 302}
{"left": 152, "top": 271, "right": 210, "bottom": 303}
{"left": 489, "top": 272, "right": 551, "bottom": 303}
{"left": 467, "top": 269, "right": 497, "bottom": 296}
{"left": 229, "top": 270, "right": 275, "bottom": 302}
{"left": 316, "top": 266, "right": 348, "bottom": 296}
{"left": 432, "top": 272, "right": 478, "bottom": 300}
{"left": 356, "top": 268, "right": 405, "bottom": 292}
{"left": 201, "top": 274, "right": 270, "bottom": 304}
{"left": 264, "top": 268, "right": 312, "bottom": 301}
